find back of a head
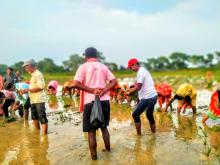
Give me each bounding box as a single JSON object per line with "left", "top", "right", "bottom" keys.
{"left": 83, "top": 47, "right": 98, "bottom": 58}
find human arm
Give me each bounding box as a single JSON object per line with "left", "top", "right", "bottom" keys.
{"left": 19, "top": 87, "right": 44, "bottom": 94}
{"left": 99, "top": 79, "right": 117, "bottom": 97}
{"left": 72, "top": 80, "right": 99, "bottom": 94}
{"left": 124, "top": 83, "right": 142, "bottom": 96}
{"left": 164, "top": 96, "right": 176, "bottom": 112}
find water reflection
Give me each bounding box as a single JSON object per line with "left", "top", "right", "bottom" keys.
{"left": 1, "top": 89, "right": 220, "bottom": 164}
{"left": 133, "top": 135, "right": 156, "bottom": 164}
{"left": 48, "top": 95, "right": 59, "bottom": 110}
{"left": 155, "top": 112, "right": 173, "bottom": 133}
{"left": 0, "top": 120, "right": 50, "bottom": 164}
{"left": 175, "top": 114, "right": 197, "bottom": 140}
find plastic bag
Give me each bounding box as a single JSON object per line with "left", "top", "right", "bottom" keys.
{"left": 90, "top": 95, "right": 105, "bottom": 129}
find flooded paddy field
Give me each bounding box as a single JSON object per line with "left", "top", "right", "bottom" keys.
{"left": 1, "top": 89, "right": 220, "bottom": 165}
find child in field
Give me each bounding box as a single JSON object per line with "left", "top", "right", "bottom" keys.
{"left": 202, "top": 89, "right": 220, "bottom": 124}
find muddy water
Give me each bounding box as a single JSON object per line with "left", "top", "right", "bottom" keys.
{"left": 1, "top": 90, "right": 220, "bottom": 165}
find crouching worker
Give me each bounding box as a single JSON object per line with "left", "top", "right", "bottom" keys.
{"left": 0, "top": 92, "right": 6, "bottom": 116}
{"left": 202, "top": 89, "right": 220, "bottom": 124}
{"left": 1, "top": 83, "right": 17, "bottom": 118}
{"left": 155, "top": 82, "right": 172, "bottom": 111}
{"left": 125, "top": 58, "right": 157, "bottom": 135}
{"left": 15, "top": 82, "right": 31, "bottom": 120}
{"left": 47, "top": 80, "right": 59, "bottom": 96}
{"left": 73, "top": 47, "right": 117, "bottom": 160}
{"left": 164, "top": 83, "right": 197, "bottom": 114}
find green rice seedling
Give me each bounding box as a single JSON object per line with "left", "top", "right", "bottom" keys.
{"left": 177, "top": 118, "right": 182, "bottom": 125}
{"left": 0, "top": 120, "right": 6, "bottom": 127}
{"left": 156, "top": 107, "right": 161, "bottom": 112}
{"left": 5, "top": 117, "right": 16, "bottom": 123}
{"left": 202, "top": 146, "right": 212, "bottom": 157}
{"left": 203, "top": 138, "right": 207, "bottom": 146}
{"left": 215, "top": 153, "right": 220, "bottom": 164}
{"left": 159, "top": 116, "right": 164, "bottom": 125}
{"left": 168, "top": 113, "right": 172, "bottom": 119}
{"left": 187, "top": 118, "right": 193, "bottom": 127}
{"left": 201, "top": 127, "right": 208, "bottom": 138}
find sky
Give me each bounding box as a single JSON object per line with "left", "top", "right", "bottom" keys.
{"left": 0, "top": 0, "right": 220, "bottom": 67}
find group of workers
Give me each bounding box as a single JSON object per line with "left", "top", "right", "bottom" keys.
{"left": 0, "top": 47, "right": 220, "bottom": 161}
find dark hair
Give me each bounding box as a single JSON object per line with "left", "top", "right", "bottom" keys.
{"left": 0, "top": 92, "right": 5, "bottom": 99}
{"left": 4, "top": 82, "right": 14, "bottom": 90}
{"left": 48, "top": 86, "right": 55, "bottom": 90}
{"left": 83, "top": 47, "right": 98, "bottom": 58}
{"left": 7, "top": 67, "right": 14, "bottom": 71}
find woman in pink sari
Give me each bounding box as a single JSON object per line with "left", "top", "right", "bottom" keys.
{"left": 47, "top": 80, "right": 59, "bottom": 95}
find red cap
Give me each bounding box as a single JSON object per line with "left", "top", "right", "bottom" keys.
{"left": 127, "top": 58, "right": 138, "bottom": 69}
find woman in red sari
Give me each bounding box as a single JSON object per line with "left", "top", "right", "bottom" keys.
{"left": 202, "top": 89, "right": 220, "bottom": 124}
{"left": 155, "top": 82, "right": 172, "bottom": 111}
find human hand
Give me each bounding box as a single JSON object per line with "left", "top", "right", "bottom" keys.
{"left": 98, "top": 89, "right": 106, "bottom": 97}
{"left": 19, "top": 89, "right": 29, "bottom": 94}
{"left": 93, "top": 88, "right": 103, "bottom": 95}
{"left": 124, "top": 90, "right": 130, "bottom": 96}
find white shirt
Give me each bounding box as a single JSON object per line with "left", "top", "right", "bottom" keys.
{"left": 136, "top": 67, "right": 157, "bottom": 99}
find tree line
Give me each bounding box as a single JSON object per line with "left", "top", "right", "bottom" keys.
{"left": 0, "top": 51, "right": 220, "bottom": 75}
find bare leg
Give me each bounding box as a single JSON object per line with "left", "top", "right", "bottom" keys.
{"left": 42, "top": 123, "right": 48, "bottom": 134}
{"left": 101, "top": 127, "right": 110, "bottom": 151}
{"left": 24, "top": 108, "right": 29, "bottom": 120}
{"left": 150, "top": 124, "right": 156, "bottom": 133}
{"left": 135, "top": 122, "right": 141, "bottom": 136}
{"left": 177, "top": 107, "right": 181, "bottom": 114}
{"left": 88, "top": 131, "right": 97, "bottom": 160}
{"left": 202, "top": 114, "right": 209, "bottom": 124}
{"left": 33, "top": 119, "right": 40, "bottom": 129}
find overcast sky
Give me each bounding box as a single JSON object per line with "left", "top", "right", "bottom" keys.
{"left": 0, "top": 0, "right": 220, "bottom": 66}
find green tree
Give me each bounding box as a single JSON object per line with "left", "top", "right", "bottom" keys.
{"left": 204, "top": 53, "right": 214, "bottom": 68}
{"left": 104, "top": 62, "right": 118, "bottom": 71}
{"left": 62, "top": 54, "right": 84, "bottom": 72}
{"left": 97, "top": 51, "right": 106, "bottom": 63}
{"left": 215, "top": 51, "right": 220, "bottom": 63}
{"left": 156, "top": 56, "right": 171, "bottom": 70}
{"left": 0, "top": 64, "right": 7, "bottom": 75}
{"left": 188, "top": 55, "right": 205, "bottom": 68}
{"left": 11, "top": 61, "right": 24, "bottom": 73}
{"left": 145, "top": 58, "right": 158, "bottom": 70}
{"left": 169, "top": 52, "right": 189, "bottom": 69}
{"left": 38, "top": 58, "right": 65, "bottom": 73}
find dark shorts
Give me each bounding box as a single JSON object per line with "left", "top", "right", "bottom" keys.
{"left": 83, "top": 100, "right": 110, "bottom": 132}
{"left": 31, "top": 103, "right": 48, "bottom": 124}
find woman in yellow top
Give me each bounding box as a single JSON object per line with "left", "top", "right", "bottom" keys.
{"left": 164, "top": 83, "right": 197, "bottom": 114}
